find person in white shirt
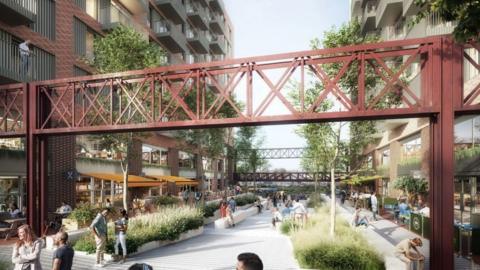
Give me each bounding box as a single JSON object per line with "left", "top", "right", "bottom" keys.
{"left": 418, "top": 202, "right": 430, "bottom": 218}
{"left": 271, "top": 207, "right": 283, "bottom": 228}
{"left": 19, "top": 40, "right": 31, "bottom": 75}
{"left": 370, "top": 191, "right": 378, "bottom": 221}
{"left": 292, "top": 199, "right": 307, "bottom": 226}
{"left": 57, "top": 201, "right": 72, "bottom": 214}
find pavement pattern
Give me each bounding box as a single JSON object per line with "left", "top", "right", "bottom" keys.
{"left": 0, "top": 209, "right": 300, "bottom": 270}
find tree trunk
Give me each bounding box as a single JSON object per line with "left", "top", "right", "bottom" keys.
{"left": 330, "top": 166, "right": 336, "bottom": 237}
{"left": 314, "top": 172, "right": 318, "bottom": 192}
{"left": 121, "top": 162, "right": 128, "bottom": 211}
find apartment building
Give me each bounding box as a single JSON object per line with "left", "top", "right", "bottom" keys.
{"left": 0, "top": 0, "right": 234, "bottom": 212}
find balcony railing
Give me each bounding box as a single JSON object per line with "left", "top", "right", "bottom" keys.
{"left": 425, "top": 11, "right": 456, "bottom": 36}
{"left": 0, "top": 0, "right": 37, "bottom": 15}
{"left": 152, "top": 19, "right": 170, "bottom": 34}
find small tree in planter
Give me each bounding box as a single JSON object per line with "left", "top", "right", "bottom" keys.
{"left": 64, "top": 203, "right": 97, "bottom": 231}
{"left": 393, "top": 176, "right": 428, "bottom": 204}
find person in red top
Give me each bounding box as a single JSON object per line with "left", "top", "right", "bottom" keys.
{"left": 220, "top": 199, "right": 228, "bottom": 218}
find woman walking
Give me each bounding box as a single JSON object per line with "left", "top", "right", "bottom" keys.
{"left": 220, "top": 199, "right": 228, "bottom": 218}
{"left": 11, "top": 224, "right": 43, "bottom": 270}
{"left": 114, "top": 209, "right": 129, "bottom": 264}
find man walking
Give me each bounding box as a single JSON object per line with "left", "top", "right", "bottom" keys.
{"left": 370, "top": 191, "right": 378, "bottom": 221}
{"left": 90, "top": 208, "right": 110, "bottom": 267}
{"left": 52, "top": 231, "right": 74, "bottom": 270}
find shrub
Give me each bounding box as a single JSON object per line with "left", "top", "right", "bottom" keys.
{"left": 306, "top": 193, "right": 324, "bottom": 208}
{"left": 290, "top": 206, "right": 384, "bottom": 270}
{"left": 74, "top": 207, "right": 203, "bottom": 254}
{"left": 235, "top": 193, "right": 258, "bottom": 206}
{"left": 280, "top": 219, "right": 301, "bottom": 235}
{"left": 201, "top": 201, "right": 220, "bottom": 218}
{"left": 68, "top": 203, "right": 97, "bottom": 224}
{"left": 153, "top": 196, "right": 180, "bottom": 207}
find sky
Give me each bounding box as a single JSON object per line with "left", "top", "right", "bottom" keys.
{"left": 223, "top": 0, "right": 350, "bottom": 171}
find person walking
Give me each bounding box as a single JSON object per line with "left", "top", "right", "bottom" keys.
{"left": 228, "top": 197, "right": 237, "bottom": 213}
{"left": 52, "top": 231, "right": 74, "bottom": 270}
{"left": 219, "top": 199, "right": 228, "bottom": 218}
{"left": 352, "top": 206, "right": 369, "bottom": 227}
{"left": 114, "top": 209, "right": 128, "bottom": 264}
{"left": 90, "top": 208, "right": 110, "bottom": 267}
{"left": 11, "top": 224, "right": 43, "bottom": 270}
{"left": 370, "top": 191, "right": 378, "bottom": 221}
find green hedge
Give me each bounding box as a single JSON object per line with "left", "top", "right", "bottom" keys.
{"left": 201, "top": 201, "right": 220, "bottom": 218}
{"left": 153, "top": 196, "right": 181, "bottom": 207}
{"left": 306, "top": 193, "right": 324, "bottom": 208}
{"left": 235, "top": 194, "right": 258, "bottom": 206}
{"left": 74, "top": 207, "right": 204, "bottom": 254}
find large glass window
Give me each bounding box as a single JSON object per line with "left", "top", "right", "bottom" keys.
{"left": 86, "top": 0, "right": 98, "bottom": 19}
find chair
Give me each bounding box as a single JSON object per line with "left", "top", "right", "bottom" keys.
{"left": 0, "top": 220, "right": 21, "bottom": 240}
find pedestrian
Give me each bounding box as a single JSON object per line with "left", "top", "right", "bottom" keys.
{"left": 236, "top": 252, "right": 263, "bottom": 270}
{"left": 114, "top": 209, "right": 128, "bottom": 264}
{"left": 52, "top": 231, "right": 74, "bottom": 270}
{"left": 352, "top": 206, "right": 369, "bottom": 227}
{"left": 220, "top": 199, "right": 228, "bottom": 218}
{"left": 90, "top": 208, "right": 110, "bottom": 267}
{"left": 272, "top": 194, "right": 278, "bottom": 208}
{"left": 11, "top": 224, "right": 43, "bottom": 270}
{"left": 227, "top": 201, "right": 235, "bottom": 228}
{"left": 271, "top": 207, "right": 283, "bottom": 228}
{"left": 105, "top": 198, "right": 112, "bottom": 208}
{"left": 394, "top": 238, "right": 425, "bottom": 270}
{"left": 19, "top": 40, "right": 31, "bottom": 76}
{"left": 371, "top": 191, "right": 378, "bottom": 221}
{"left": 228, "top": 197, "right": 237, "bottom": 213}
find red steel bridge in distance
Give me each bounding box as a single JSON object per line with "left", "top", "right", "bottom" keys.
{"left": 0, "top": 36, "right": 479, "bottom": 269}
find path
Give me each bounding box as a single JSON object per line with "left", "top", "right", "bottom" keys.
{"left": 0, "top": 209, "right": 299, "bottom": 270}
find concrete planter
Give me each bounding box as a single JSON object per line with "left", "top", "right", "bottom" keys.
{"left": 46, "top": 227, "right": 90, "bottom": 249}
{"left": 214, "top": 205, "right": 260, "bottom": 229}
{"left": 237, "top": 203, "right": 253, "bottom": 210}
{"left": 203, "top": 210, "right": 220, "bottom": 225}
{"left": 69, "top": 227, "right": 204, "bottom": 261}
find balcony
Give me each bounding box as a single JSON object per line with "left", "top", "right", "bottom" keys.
{"left": 209, "top": 35, "right": 226, "bottom": 54}
{"left": 154, "top": 0, "right": 187, "bottom": 24}
{"left": 209, "top": 0, "right": 224, "bottom": 13}
{"left": 381, "top": 19, "right": 406, "bottom": 41}
{"left": 403, "top": 0, "right": 421, "bottom": 16}
{"left": 361, "top": 1, "right": 376, "bottom": 33}
{"left": 117, "top": 0, "right": 147, "bottom": 14}
{"left": 185, "top": 0, "right": 209, "bottom": 30}
{"left": 425, "top": 11, "right": 456, "bottom": 37}
{"left": 376, "top": 0, "right": 403, "bottom": 28}
{"left": 209, "top": 12, "right": 226, "bottom": 35}
{"left": 186, "top": 28, "right": 209, "bottom": 54}
{"left": 0, "top": 38, "right": 35, "bottom": 83}
{"left": 0, "top": 0, "right": 37, "bottom": 25}
{"left": 151, "top": 19, "right": 188, "bottom": 53}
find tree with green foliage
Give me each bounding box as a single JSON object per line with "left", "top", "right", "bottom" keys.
{"left": 290, "top": 21, "right": 383, "bottom": 236}
{"left": 234, "top": 126, "right": 268, "bottom": 191}
{"left": 413, "top": 0, "right": 480, "bottom": 42}
{"left": 91, "top": 26, "right": 165, "bottom": 210}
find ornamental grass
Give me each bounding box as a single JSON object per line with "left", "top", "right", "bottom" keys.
{"left": 74, "top": 206, "right": 203, "bottom": 254}
{"left": 289, "top": 206, "right": 385, "bottom": 270}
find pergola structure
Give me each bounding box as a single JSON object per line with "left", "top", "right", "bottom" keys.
{"left": 236, "top": 147, "right": 308, "bottom": 159}
{"left": 0, "top": 36, "right": 479, "bottom": 269}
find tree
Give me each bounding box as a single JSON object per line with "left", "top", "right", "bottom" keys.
{"left": 413, "top": 0, "right": 480, "bottom": 42}
{"left": 289, "top": 21, "right": 381, "bottom": 236}
{"left": 234, "top": 127, "right": 268, "bottom": 190}
{"left": 91, "top": 26, "right": 165, "bottom": 210}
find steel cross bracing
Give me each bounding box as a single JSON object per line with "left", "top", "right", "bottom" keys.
{"left": 236, "top": 147, "right": 308, "bottom": 159}
{"left": 234, "top": 172, "right": 345, "bottom": 182}
{"left": 0, "top": 36, "right": 479, "bottom": 270}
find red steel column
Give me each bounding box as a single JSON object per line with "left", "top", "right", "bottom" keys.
{"left": 26, "top": 83, "right": 39, "bottom": 234}
{"left": 430, "top": 37, "right": 458, "bottom": 270}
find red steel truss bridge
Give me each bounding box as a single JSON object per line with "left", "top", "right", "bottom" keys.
{"left": 0, "top": 36, "right": 479, "bottom": 269}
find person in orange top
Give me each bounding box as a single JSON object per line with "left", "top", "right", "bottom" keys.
{"left": 220, "top": 199, "right": 228, "bottom": 218}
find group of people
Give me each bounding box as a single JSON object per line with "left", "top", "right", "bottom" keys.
{"left": 220, "top": 197, "right": 237, "bottom": 227}
{"left": 11, "top": 224, "right": 74, "bottom": 270}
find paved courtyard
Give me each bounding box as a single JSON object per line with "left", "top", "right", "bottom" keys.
{"left": 0, "top": 210, "right": 299, "bottom": 270}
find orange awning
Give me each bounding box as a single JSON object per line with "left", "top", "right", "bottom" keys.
{"left": 146, "top": 175, "right": 199, "bottom": 186}
{"left": 81, "top": 173, "right": 158, "bottom": 183}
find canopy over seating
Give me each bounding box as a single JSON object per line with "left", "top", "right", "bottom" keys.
{"left": 146, "top": 175, "right": 199, "bottom": 186}
{"left": 81, "top": 173, "right": 164, "bottom": 188}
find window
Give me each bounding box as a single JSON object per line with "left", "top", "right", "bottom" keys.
{"left": 382, "top": 149, "right": 390, "bottom": 166}
{"left": 86, "top": 0, "right": 98, "bottom": 19}
{"left": 402, "top": 136, "right": 422, "bottom": 160}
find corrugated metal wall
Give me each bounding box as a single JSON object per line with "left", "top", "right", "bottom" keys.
{"left": 74, "top": 18, "right": 87, "bottom": 57}
{"left": 31, "top": 0, "right": 55, "bottom": 40}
